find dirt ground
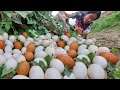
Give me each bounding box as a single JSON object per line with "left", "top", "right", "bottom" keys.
{"left": 88, "top": 30, "right": 120, "bottom": 61}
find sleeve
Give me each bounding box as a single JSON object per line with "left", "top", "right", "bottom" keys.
{"left": 73, "top": 11, "right": 87, "bottom": 19}
{"left": 85, "top": 25, "right": 92, "bottom": 32}
{"left": 73, "top": 12, "right": 82, "bottom": 19}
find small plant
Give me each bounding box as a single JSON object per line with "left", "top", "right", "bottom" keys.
{"left": 111, "top": 47, "right": 119, "bottom": 54}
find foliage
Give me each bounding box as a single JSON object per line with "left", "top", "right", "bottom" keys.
{"left": 113, "top": 69, "right": 120, "bottom": 79}
{"left": 0, "top": 11, "right": 63, "bottom": 37}
{"left": 105, "top": 62, "right": 115, "bottom": 79}
{"left": 74, "top": 57, "right": 90, "bottom": 67}
{"left": 0, "top": 64, "right": 17, "bottom": 79}
{"left": 111, "top": 47, "right": 120, "bottom": 54}
{"left": 64, "top": 66, "right": 72, "bottom": 77}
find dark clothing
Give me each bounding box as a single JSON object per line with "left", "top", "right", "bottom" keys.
{"left": 73, "top": 11, "right": 92, "bottom": 32}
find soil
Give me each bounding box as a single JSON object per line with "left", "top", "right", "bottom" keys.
{"left": 88, "top": 30, "right": 120, "bottom": 61}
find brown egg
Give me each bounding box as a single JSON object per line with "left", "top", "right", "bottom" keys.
{"left": 56, "top": 54, "right": 75, "bottom": 68}
{"left": 57, "top": 41, "right": 65, "bottom": 48}
{"left": 14, "top": 41, "right": 22, "bottom": 50}
{"left": 68, "top": 49, "right": 77, "bottom": 58}
{"left": 0, "top": 40, "right": 5, "bottom": 49}
{"left": 26, "top": 43, "right": 35, "bottom": 53}
{"left": 22, "top": 32, "right": 28, "bottom": 38}
{"left": 17, "top": 61, "right": 30, "bottom": 76}
{"left": 69, "top": 41, "right": 78, "bottom": 51}
{"left": 99, "top": 52, "right": 118, "bottom": 64}
{"left": 25, "top": 52, "right": 34, "bottom": 62}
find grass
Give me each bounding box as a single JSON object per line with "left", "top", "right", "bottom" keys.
{"left": 90, "top": 11, "right": 120, "bottom": 34}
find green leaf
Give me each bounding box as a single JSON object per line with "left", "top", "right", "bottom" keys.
{"left": 28, "top": 29, "right": 38, "bottom": 37}
{"left": 27, "top": 17, "right": 37, "bottom": 24}
{"left": 27, "top": 19, "right": 34, "bottom": 24}
{"left": 87, "top": 52, "right": 96, "bottom": 62}
{"left": 111, "top": 47, "right": 119, "bottom": 54}
{"left": 0, "top": 65, "right": 5, "bottom": 77}
{"left": 45, "top": 55, "right": 52, "bottom": 65}
{"left": 1, "top": 66, "right": 15, "bottom": 77}
{"left": 38, "top": 26, "right": 46, "bottom": 30}
{"left": 64, "top": 41, "right": 67, "bottom": 46}
{"left": 26, "top": 11, "right": 33, "bottom": 13}
{"left": 10, "top": 71, "right": 16, "bottom": 77}
{"left": 38, "top": 12, "right": 46, "bottom": 19}
{"left": 31, "top": 61, "right": 48, "bottom": 72}
{"left": 7, "top": 20, "right": 12, "bottom": 25}
{"left": 73, "top": 32, "right": 78, "bottom": 38}
{"left": 33, "top": 61, "right": 39, "bottom": 66}
{"left": 106, "top": 62, "right": 115, "bottom": 72}
{"left": 13, "top": 19, "right": 22, "bottom": 24}
{"left": 5, "top": 24, "right": 10, "bottom": 30}
{"left": 6, "top": 13, "right": 13, "bottom": 18}
{"left": 37, "top": 29, "right": 45, "bottom": 35}
{"left": 113, "top": 69, "right": 120, "bottom": 79}
{"left": 52, "top": 20, "right": 57, "bottom": 27}
{"left": 39, "top": 61, "right": 47, "bottom": 71}
{"left": 39, "top": 61, "right": 45, "bottom": 68}
{"left": 64, "top": 66, "right": 72, "bottom": 77}
{"left": 15, "top": 11, "right": 28, "bottom": 18}
{"left": 75, "top": 57, "right": 90, "bottom": 67}
{"left": 82, "top": 57, "right": 88, "bottom": 62}
{"left": 68, "top": 29, "right": 73, "bottom": 35}
{"left": 0, "top": 30, "right": 5, "bottom": 35}
{"left": 74, "top": 58, "right": 82, "bottom": 62}
{"left": 81, "top": 57, "right": 90, "bottom": 67}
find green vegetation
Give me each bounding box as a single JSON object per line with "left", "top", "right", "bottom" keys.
{"left": 91, "top": 11, "right": 120, "bottom": 34}
{"left": 0, "top": 11, "right": 63, "bottom": 37}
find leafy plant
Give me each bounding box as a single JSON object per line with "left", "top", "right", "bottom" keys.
{"left": 68, "top": 29, "right": 78, "bottom": 38}
{"left": 75, "top": 57, "right": 90, "bottom": 67}
{"left": 0, "top": 65, "right": 5, "bottom": 78}
{"left": 106, "top": 62, "right": 115, "bottom": 72}
{"left": 113, "top": 69, "right": 120, "bottom": 79}
{"left": 0, "top": 18, "right": 12, "bottom": 35}
{"left": 64, "top": 66, "right": 72, "bottom": 77}
{"left": 33, "top": 61, "right": 48, "bottom": 72}
{"left": 0, "top": 11, "right": 63, "bottom": 37}
{"left": 45, "top": 54, "right": 53, "bottom": 66}
{"left": 105, "top": 62, "right": 116, "bottom": 79}
{"left": 87, "top": 52, "right": 96, "bottom": 62}
{"left": 0, "top": 65, "right": 17, "bottom": 79}
{"left": 111, "top": 47, "right": 119, "bottom": 54}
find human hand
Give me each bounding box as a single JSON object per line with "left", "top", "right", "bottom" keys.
{"left": 74, "top": 26, "right": 83, "bottom": 30}
{"left": 74, "top": 26, "right": 83, "bottom": 34}
{"left": 76, "top": 29, "right": 82, "bottom": 34}
{"left": 82, "top": 31, "right": 88, "bottom": 36}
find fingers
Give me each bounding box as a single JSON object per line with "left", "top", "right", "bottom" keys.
{"left": 82, "top": 31, "right": 88, "bottom": 35}
{"left": 75, "top": 26, "right": 83, "bottom": 31}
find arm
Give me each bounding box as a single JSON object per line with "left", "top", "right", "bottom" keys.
{"left": 63, "top": 11, "right": 74, "bottom": 18}
{"left": 74, "top": 26, "right": 83, "bottom": 34}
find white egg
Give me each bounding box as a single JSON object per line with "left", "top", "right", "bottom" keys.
{"left": 29, "top": 66, "right": 44, "bottom": 79}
